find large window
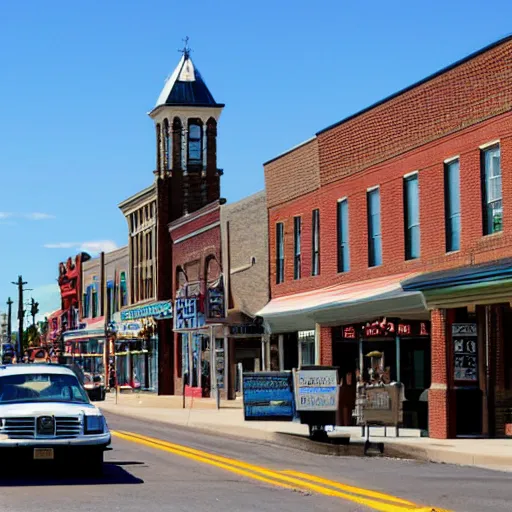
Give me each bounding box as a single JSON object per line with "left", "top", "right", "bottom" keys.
{"left": 444, "top": 159, "right": 461, "bottom": 252}
{"left": 367, "top": 188, "right": 382, "bottom": 267}
{"left": 299, "top": 330, "right": 315, "bottom": 367}
{"left": 337, "top": 198, "right": 349, "bottom": 272}
{"left": 404, "top": 174, "right": 420, "bottom": 260}
{"left": 188, "top": 123, "right": 202, "bottom": 163}
{"left": 311, "top": 209, "right": 320, "bottom": 276}
{"left": 293, "top": 216, "right": 301, "bottom": 280}
{"left": 120, "top": 272, "right": 128, "bottom": 307}
{"left": 276, "top": 222, "right": 284, "bottom": 284}
{"left": 482, "top": 144, "right": 502, "bottom": 235}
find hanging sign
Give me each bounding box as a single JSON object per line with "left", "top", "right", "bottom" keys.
{"left": 207, "top": 277, "right": 226, "bottom": 320}
{"left": 452, "top": 323, "right": 478, "bottom": 382}
{"left": 174, "top": 298, "right": 205, "bottom": 330}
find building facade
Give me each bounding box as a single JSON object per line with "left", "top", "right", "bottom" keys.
{"left": 221, "top": 191, "right": 271, "bottom": 395}
{"left": 118, "top": 43, "right": 224, "bottom": 395}
{"left": 260, "top": 36, "right": 512, "bottom": 438}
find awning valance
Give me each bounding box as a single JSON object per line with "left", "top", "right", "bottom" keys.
{"left": 257, "top": 273, "right": 427, "bottom": 333}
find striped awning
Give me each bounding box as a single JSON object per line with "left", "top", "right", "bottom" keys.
{"left": 257, "top": 273, "right": 428, "bottom": 333}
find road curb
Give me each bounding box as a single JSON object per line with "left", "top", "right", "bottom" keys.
{"left": 101, "top": 405, "right": 512, "bottom": 470}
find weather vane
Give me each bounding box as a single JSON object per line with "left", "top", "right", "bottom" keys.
{"left": 178, "top": 36, "right": 191, "bottom": 58}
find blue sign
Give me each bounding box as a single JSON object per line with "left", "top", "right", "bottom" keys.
{"left": 174, "top": 298, "right": 205, "bottom": 330}
{"left": 243, "top": 372, "right": 295, "bottom": 422}
{"left": 120, "top": 300, "right": 172, "bottom": 321}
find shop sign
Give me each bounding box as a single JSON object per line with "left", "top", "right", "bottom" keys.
{"left": 207, "top": 277, "right": 225, "bottom": 320}
{"left": 342, "top": 320, "right": 430, "bottom": 339}
{"left": 174, "top": 298, "right": 205, "bottom": 330}
{"left": 114, "top": 321, "right": 144, "bottom": 339}
{"left": 229, "top": 324, "right": 265, "bottom": 336}
{"left": 294, "top": 368, "right": 338, "bottom": 412}
{"left": 120, "top": 301, "right": 172, "bottom": 322}
{"left": 243, "top": 372, "right": 295, "bottom": 421}
{"left": 452, "top": 323, "right": 478, "bottom": 382}
{"left": 364, "top": 319, "right": 395, "bottom": 337}
{"left": 343, "top": 326, "right": 357, "bottom": 339}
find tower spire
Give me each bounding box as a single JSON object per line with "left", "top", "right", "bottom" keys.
{"left": 178, "top": 36, "right": 191, "bottom": 59}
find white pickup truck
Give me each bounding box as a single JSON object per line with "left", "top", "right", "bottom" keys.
{"left": 0, "top": 364, "right": 111, "bottom": 474}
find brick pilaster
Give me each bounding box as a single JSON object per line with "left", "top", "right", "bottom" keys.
{"left": 429, "top": 308, "right": 452, "bottom": 439}
{"left": 318, "top": 325, "right": 333, "bottom": 366}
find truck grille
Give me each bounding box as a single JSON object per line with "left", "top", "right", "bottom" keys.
{"left": 55, "top": 417, "right": 81, "bottom": 438}
{"left": 0, "top": 416, "right": 82, "bottom": 439}
{"left": 1, "top": 417, "right": 36, "bottom": 438}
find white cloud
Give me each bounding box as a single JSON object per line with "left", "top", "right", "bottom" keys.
{"left": 43, "top": 240, "right": 118, "bottom": 254}
{"left": 0, "top": 212, "right": 54, "bottom": 222}
{"left": 25, "top": 212, "right": 55, "bottom": 220}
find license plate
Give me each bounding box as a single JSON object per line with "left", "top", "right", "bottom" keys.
{"left": 33, "top": 448, "right": 54, "bottom": 460}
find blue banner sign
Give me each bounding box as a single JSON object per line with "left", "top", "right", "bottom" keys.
{"left": 120, "top": 300, "right": 172, "bottom": 321}
{"left": 243, "top": 372, "right": 295, "bottom": 421}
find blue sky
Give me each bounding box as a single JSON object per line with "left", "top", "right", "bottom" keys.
{"left": 0, "top": 0, "right": 510, "bottom": 324}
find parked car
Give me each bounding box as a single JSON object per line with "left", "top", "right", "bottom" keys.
{"left": 0, "top": 364, "right": 111, "bottom": 474}
{"left": 83, "top": 373, "right": 106, "bottom": 401}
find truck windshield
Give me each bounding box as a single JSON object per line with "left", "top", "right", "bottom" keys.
{"left": 0, "top": 373, "right": 89, "bottom": 404}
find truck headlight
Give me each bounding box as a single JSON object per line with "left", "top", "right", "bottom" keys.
{"left": 85, "top": 415, "right": 105, "bottom": 435}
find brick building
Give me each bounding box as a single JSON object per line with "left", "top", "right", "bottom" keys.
{"left": 260, "top": 36, "right": 512, "bottom": 438}
{"left": 117, "top": 42, "right": 222, "bottom": 394}
{"left": 221, "top": 191, "right": 270, "bottom": 395}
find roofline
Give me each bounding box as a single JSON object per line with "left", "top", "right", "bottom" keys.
{"left": 316, "top": 34, "right": 512, "bottom": 136}
{"left": 148, "top": 103, "right": 225, "bottom": 117}
{"left": 168, "top": 199, "right": 220, "bottom": 231}
{"left": 263, "top": 136, "right": 317, "bottom": 166}
{"left": 118, "top": 183, "right": 156, "bottom": 211}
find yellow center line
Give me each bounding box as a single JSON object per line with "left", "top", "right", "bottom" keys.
{"left": 113, "top": 430, "right": 451, "bottom": 512}
{"left": 280, "top": 470, "right": 416, "bottom": 506}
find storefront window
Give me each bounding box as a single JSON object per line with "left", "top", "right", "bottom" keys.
{"left": 299, "top": 330, "right": 315, "bottom": 367}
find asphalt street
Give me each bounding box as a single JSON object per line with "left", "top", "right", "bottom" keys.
{"left": 0, "top": 412, "right": 510, "bottom": 511}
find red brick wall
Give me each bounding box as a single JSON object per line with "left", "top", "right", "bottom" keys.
{"left": 318, "top": 38, "right": 512, "bottom": 186}
{"left": 265, "top": 138, "right": 320, "bottom": 209}
{"left": 319, "top": 327, "right": 333, "bottom": 366}
{"left": 269, "top": 113, "right": 512, "bottom": 298}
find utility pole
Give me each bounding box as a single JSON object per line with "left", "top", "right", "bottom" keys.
{"left": 6, "top": 297, "right": 13, "bottom": 344}
{"left": 11, "top": 276, "right": 27, "bottom": 361}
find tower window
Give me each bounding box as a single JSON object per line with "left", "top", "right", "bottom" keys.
{"left": 188, "top": 123, "right": 202, "bottom": 163}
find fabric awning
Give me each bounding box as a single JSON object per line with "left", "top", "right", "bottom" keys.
{"left": 402, "top": 258, "right": 512, "bottom": 309}
{"left": 257, "top": 273, "right": 427, "bottom": 333}
{"left": 62, "top": 317, "right": 105, "bottom": 341}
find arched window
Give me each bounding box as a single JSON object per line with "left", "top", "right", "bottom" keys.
{"left": 164, "top": 119, "right": 171, "bottom": 170}
{"left": 156, "top": 123, "right": 162, "bottom": 170}
{"left": 188, "top": 121, "right": 202, "bottom": 164}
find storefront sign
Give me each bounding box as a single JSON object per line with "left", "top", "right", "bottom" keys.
{"left": 120, "top": 301, "right": 172, "bottom": 322}
{"left": 294, "top": 368, "right": 338, "bottom": 412}
{"left": 174, "top": 298, "right": 205, "bottom": 330}
{"left": 243, "top": 372, "right": 295, "bottom": 421}
{"left": 114, "top": 321, "right": 144, "bottom": 339}
{"left": 343, "top": 326, "right": 357, "bottom": 339}
{"left": 215, "top": 339, "right": 225, "bottom": 390}
{"left": 452, "top": 323, "right": 478, "bottom": 382}
{"left": 207, "top": 277, "right": 225, "bottom": 320}
{"left": 342, "top": 320, "right": 430, "bottom": 339}
{"left": 229, "top": 324, "right": 265, "bottom": 336}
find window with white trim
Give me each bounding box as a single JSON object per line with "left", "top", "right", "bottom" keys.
{"left": 482, "top": 145, "right": 502, "bottom": 235}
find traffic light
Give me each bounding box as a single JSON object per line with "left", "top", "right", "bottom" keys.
{"left": 30, "top": 299, "right": 39, "bottom": 318}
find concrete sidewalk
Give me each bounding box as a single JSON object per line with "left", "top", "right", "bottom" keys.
{"left": 100, "top": 392, "right": 512, "bottom": 472}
